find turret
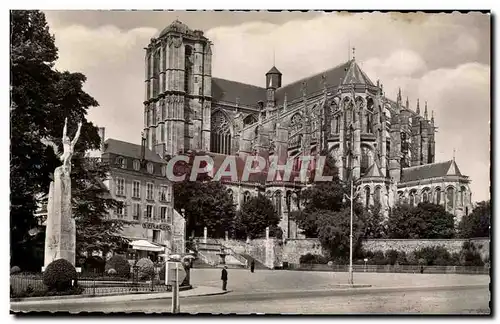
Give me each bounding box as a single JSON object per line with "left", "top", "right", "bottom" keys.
{"left": 416, "top": 99, "right": 420, "bottom": 115}
{"left": 424, "top": 101, "right": 428, "bottom": 120}
{"left": 265, "top": 66, "right": 281, "bottom": 112}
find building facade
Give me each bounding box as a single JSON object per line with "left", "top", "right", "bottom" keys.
{"left": 97, "top": 129, "right": 185, "bottom": 260}
{"left": 141, "top": 20, "right": 473, "bottom": 239}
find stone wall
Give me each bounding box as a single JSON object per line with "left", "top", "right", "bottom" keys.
{"left": 362, "top": 238, "right": 490, "bottom": 261}
{"left": 281, "top": 239, "right": 323, "bottom": 264}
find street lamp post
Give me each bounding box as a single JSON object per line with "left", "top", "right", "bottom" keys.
{"left": 344, "top": 178, "right": 355, "bottom": 286}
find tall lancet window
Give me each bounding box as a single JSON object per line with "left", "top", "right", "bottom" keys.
{"left": 184, "top": 45, "right": 193, "bottom": 94}
{"left": 274, "top": 191, "right": 282, "bottom": 216}
{"left": 153, "top": 49, "right": 160, "bottom": 97}
{"left": 210, "top": 111, "right": 232, "bottom": 155}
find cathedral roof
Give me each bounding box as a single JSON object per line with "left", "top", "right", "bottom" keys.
{"left": 362, "top": 162, "right": 385, "bottom": 179}
{"left": 274, "top": 59, "right": 374, "bottom": 104}
{"left": 103, "top": 139, "right": 167, "bottom": 164}
{"left": 212, "top": 78, "right": 266, "bottom": 107}
{"left": 401, "top": 160, "right": 464, "bottom": 182}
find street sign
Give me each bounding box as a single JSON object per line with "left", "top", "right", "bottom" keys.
{"left": 166, "top": 261, "right": 186, "bottom": 285}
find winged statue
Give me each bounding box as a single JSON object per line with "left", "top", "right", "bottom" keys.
{"left": 41, "top": 117, "right": 83, "bottom": 173}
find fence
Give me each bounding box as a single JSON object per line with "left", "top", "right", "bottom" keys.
{"left": 10, "top": 267, "right": 181, "bottom": 299}
{"left": 287, "top": 263, "right": 490, "bottom": 275}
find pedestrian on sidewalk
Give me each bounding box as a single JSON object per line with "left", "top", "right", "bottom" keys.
{"left": 250, "top": 260, "right": 255, "bottom": 273}
{"left": 221, "top": 266, "right": 228, "bottom": 291}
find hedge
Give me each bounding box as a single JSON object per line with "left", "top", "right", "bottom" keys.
{"left": 105, "top": 255, "right": 131, "bottom": 278}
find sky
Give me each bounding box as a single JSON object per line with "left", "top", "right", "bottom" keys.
{"left": 43, "top": 11, "right": 491, "bottom": 202}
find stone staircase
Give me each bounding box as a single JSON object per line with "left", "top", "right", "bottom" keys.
{"left": 192, "top": 238, "right": 248, "bottom": 268}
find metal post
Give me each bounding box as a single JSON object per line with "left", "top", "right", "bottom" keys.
{"left": 349, "top": 178, "right": 354, "bottom": 286}
{"left": 176, "top": 262, "right": 180, "bottom": 313}
{"left": 171, "top": 263, "right": 178, "bottom": 314}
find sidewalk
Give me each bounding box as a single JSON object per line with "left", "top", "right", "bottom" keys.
{"left": 10, "top": 285, "right": 228, "bottom": 307}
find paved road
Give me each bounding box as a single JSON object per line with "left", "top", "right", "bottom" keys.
{"left": 11, "top": 270, "right": 491, "bottom": 314}
{"left": 190, "top": 268, "right": 490, "bottom": 292}
{"left": 12, "top": 286, "right": 490, "bottom": 314}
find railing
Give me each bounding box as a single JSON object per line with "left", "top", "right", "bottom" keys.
{"left": 10, "top": 268, "right": 180, "bottom": 299}
{"left": 286, "top": 263, "right": 490, "bottom": 275}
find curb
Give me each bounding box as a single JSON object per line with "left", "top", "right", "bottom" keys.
{"left": 10, "top": 286, "right": 228, "bottom": 306}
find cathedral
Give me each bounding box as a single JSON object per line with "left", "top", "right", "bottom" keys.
{"left": 142, "top": 20, "right": 473, "bottom": 239}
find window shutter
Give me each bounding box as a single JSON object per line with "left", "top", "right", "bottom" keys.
{"left": 114, "top": 179, "right": 118, "bottom": 195}
{"left": 124, "top": 203, "right": 128, "bottom": 218}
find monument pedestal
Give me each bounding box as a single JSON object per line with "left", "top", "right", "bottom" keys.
{"left": 44, "top": 166, "right": 76, "bottom": 267}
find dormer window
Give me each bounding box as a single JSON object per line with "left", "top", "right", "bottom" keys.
{"left": 147, "top": 162, "right": 154, "bottom": 174}
{"left": 116, "top": 156, "right": 126, "bottom": 169}
{"left": 133, "top": 160, "right": 141, "bottom": 171}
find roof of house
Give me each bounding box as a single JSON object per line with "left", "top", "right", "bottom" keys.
{"left": 401, "top": 160, "right": 464, "bottom": 182}
{"left": 103, "top": 139, "right": 166, "bottom": 164}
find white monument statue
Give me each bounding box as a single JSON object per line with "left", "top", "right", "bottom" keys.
{"left": 41, "top": 118, "right": 82, "bottom": 267}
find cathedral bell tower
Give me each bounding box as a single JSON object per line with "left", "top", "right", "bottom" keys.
{"left": 143, "top": 20, "right": 213, "bottom": 157}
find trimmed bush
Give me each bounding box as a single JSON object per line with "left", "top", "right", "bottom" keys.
{"left": 385, "top": 249, "right": 399, "bottom": 265}
{"left": 105, "top": 254, "right": 130, "bottom": 278}
{"left": 107, "top": 268, "right": 117, "bottom": 275}
{"left": 372, "top": 250, "right": 386, "bottom": 265}
{"left": 414, "top": 246, "right": 451, "bottom": 266}
{"left": 396, "top": 251, "right": 408, "bottom": 265}
{"left": 10, "top": 266, "right": 21, "bottom": 274}
{"left": 83, "top": 256, "right": 106, "bottom": 274}
{"left": 299, "top": 253, "right": 328, "bottom": 264}
{"left": 136, "top": 258, "right": 155, "bottom": 280}
{"left": 43, "top": 259, "right": 78, "bottom": 292}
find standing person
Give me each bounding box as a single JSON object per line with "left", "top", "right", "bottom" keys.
{"left": 250, "top": 260, "right": 255, "bottom": 273}
{"left": 221, "top": 266, "right": 228, "bottom": 291}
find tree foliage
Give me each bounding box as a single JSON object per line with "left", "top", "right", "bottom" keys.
{"left": 387, "top": 202, "right": 455, "bottom": 239}
{"left": 234, "top": 193, "right": 280, "bottom": 239}
{"left": 315, "top": 207, "right": 365, "bottom": 262}
{"left": 173, "top": 151, "right": 236, "bottom": 238}
{"left": 363, "top": 201, "right": 386, "bottom": 239}
{"left": 72, "top": 157, "right": 128, "bottom": 257}
{"left": 293, "top": 151, "right": 345, "bottom": 237}
{"left": 10, "top": 10, "right": 122, "bottom": 268}
{"left": 457, "top": 200, "right": 491, "bottom": 238}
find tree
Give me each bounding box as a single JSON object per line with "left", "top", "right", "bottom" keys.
{"left": 234, "top": 193, "right": 280, "bottom": 239}
{"left": 387, "top": 202, "right": 455, "bottom": 239}
{"left": 315, "top": 207, "right": 365, "bottom": 262}
{"left": 10, "top": 10, "right": 122, "bottom": 268}
{"left": 72, "top": 157, "right": 129, "bottom": 258}
{"left": 293, "top": 151, "right": 345, "bottom": 237}
{"left": 173, "top": 151, "right": 236, "bottom": 238}
{"left": 363, "top": 201, "right": 386, "bottom": 239}
{"left": 457, "top": 200, "right": 491, "bottom": 238}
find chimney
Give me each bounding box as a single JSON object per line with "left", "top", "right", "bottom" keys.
{"left": 98, "top": 127, "right": 106, "bottom": 153}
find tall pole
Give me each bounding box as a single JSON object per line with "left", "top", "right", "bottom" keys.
{"left": 349, "top": 178, "right": 354, "bottom": 285}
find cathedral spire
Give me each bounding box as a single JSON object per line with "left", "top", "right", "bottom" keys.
{"left": 424, "top": 101, "right": 428, "bottom": 120}
{"left": 397, "top": 87, "right": 402, "bottom": 105}
{"left": 406, "top": 96, "right": 409, "bottom": 109}
{"left": 416, "top": 99, "right": 420, "bottom": 115}
{"left": 431, "top": 110, "right": 434, "bottom": 124}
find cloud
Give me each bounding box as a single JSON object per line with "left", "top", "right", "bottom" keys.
{"left": 46, "top": 12, "right": 490, "bottom": 202}
{"left": 54, "top": 25, "right": 157, "bottom": 71}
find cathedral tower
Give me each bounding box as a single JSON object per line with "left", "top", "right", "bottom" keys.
{"left": 143, "top": 20, "right": 212, "bottom": 157}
